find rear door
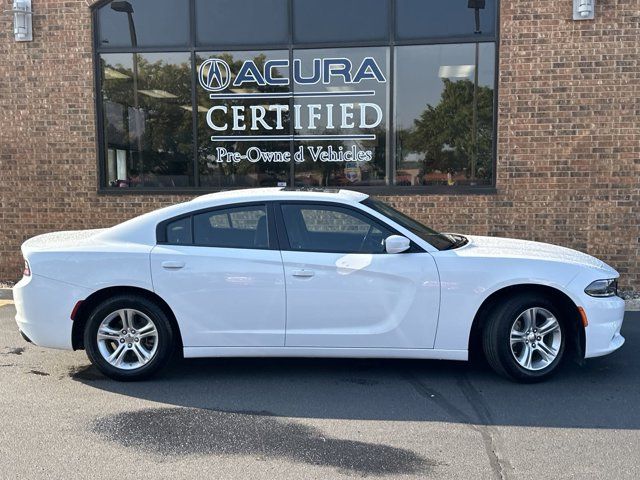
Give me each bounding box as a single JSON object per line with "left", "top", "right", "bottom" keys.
{"left": 150, "top": 203, "right": 286, "bottom": 348}
{"left": 276, "top": 202, "right": 440, "bottom": 349}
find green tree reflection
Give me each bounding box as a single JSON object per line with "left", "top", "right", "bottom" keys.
{"left": 101, "top": 55, "right": 193, "bottom": 187}
{"left": 397, "top": 79, "right": 494, "bottom": 185}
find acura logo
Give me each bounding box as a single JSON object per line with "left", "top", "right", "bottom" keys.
{"left": 198, "top": 58, "right": 231, "bottom": 92}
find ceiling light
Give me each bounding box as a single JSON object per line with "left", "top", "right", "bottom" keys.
{"left": 180, "top": 105, "right": 209, "bottom": 113}
{"left": 438, "top": 65, "right": 475, "bottom": 79}
{"left": 138, "top": 89, "right": 178, "bottom": 99}
{"left": 104, "top": 67, "right": 130, "bottom": 80}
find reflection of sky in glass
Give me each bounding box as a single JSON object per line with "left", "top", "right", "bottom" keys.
{"left": 98, "top": 0, "right": 189, "bottom": 48}
{"left": 294, "top": 47, "right": 389, "bottom": 98}
{"left": 104, "top": 52, "right": 191, "bottom": 71}
{"left": 196, "top": 50, "right": 290, "bottom": 94}
{"left": 293, "top": 47, "right": 388, "bottom": 138}
{"left": 396, "top": 0, "right": 496, "bottom": 40}
{"left": 395, "top": 43, "right": 494, "bottom": 130}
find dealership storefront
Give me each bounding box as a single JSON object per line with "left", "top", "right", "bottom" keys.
{"left": 95, "top": 0, "right": 497, "bottom": 192}
{"left": 0, "top": 0, "right": 638, "bottom": 288}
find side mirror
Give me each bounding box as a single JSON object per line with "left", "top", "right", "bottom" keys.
{"left": 385, "top": 235, "right": 411, "bottom": 254}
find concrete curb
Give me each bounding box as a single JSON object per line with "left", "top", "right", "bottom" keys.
{"left": 626, "top": 299, "right": 640, "bottom": 312}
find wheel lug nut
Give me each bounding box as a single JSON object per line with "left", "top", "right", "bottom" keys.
{"left": 537, "top": 336, "right": 541, "bottom": 341}
{"left": 135, "top": 338, "right": 139, "bottom": 342}
{"left": 119, "top": 338, "right": 125, "bottom": 343}
{"left": 532, "top": 343, "right": 537, "bottom": 348}
{"left": 128, "top": 343, "right": 132, "bottom": 348}
{"left": 122, "top": 330, "right": 126, "bottom": 334}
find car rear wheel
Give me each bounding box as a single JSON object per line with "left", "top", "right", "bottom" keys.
{"left": 483, "top": 294, "right": 566, "bottom": 382}
{"left": 84, "top": 295, "right": 174, "bottom": 381}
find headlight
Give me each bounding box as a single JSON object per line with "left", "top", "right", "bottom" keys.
{"left": 584, "top": 278, "right": 618, "bottom": 297}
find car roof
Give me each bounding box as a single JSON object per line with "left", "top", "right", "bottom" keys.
{"left": 96, "top": 187, "right": 370, "bottom": 245}
{"left": 189, "top": 187, "right": 369, "bottom": 207}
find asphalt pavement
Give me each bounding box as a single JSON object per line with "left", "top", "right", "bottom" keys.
{"left": 1, "top": 303, "right": 639, "bottom": 479}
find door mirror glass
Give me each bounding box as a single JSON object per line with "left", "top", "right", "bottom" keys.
{"left": 385, "top": 235, "right": 411, "bottom": 254}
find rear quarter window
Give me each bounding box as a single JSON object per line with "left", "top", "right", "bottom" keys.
{"left": 166, "top": 217, "right": 192, "bottom": 245}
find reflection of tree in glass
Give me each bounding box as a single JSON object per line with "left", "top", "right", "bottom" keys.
{"left": 295, "top": 123, "right": 387, "bottom": 187}
{"left": 398, "top": 79, "right": 493, "bottom": 185}
{"left": 102, "top": 56, "right": 192, "bottom": 185}
{"left": 196, "top": 53, "right": 290, "bottom": 186}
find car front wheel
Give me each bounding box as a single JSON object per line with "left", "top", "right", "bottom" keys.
{"left": 84, "top": 295, "right": 174, "bottom": 381}
{"left": 483, "top": 294, "right": 566, "bottom": 382}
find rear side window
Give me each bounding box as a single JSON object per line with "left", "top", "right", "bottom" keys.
{"left": 193, "top": 205, "right": 269, "bottom": 249}
{"left": 280, "top": 204, "right": 393, "bottom": 254}
{"left": 166, "top": 217, "right": 192, "bottom": 244}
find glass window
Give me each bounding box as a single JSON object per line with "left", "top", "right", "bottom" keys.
{"left": 281, "top": 204, "right": 393, "bottom": 253}
{"left": 396, "top": 0, "right": 496, "bottom": 40}
{"left": 362, "top": 197, "right": 458, "bottom": 250}
{"left": 98, "top": 0, "right": 189, "bottom": 48}
{"left": 100, "top": 52, "right": 194, "bottom": 188}
{"left": 394, "top": 43, "right": 495, "bottom": 187}
{"left": 195, "top": 0, "right": 289, "bottom": 46}
{"left": 293, "top": 0, "right": 389, "bottom": 43}
{"left": 193, "top": 205, "right": 269, "bottom": 249}
{"left": 195, "top": 50, "right": 291, "bottom": 188}
{"left": 94, "top": 0, "right": 498, "bottom": 192}
{"left": 293, "top": 47, "right": 389, "bottom": 188}
{"left": 166, "top": 217, "right": 192, "bottom": 244}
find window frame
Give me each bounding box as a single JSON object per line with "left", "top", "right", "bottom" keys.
{"left": 273, "top": 200, "right": 424, "bottom": 254}
{"left": 156, "top": 201, "right": 279, "bottom": 250}
{"left": 92, "top": 0, "right": 500, "bottom": 196}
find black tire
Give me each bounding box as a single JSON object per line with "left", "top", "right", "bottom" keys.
{"left": 84, "top": 295, "right": 175, "bottom": 381}
{"left": 482, "top": 293, "right": 566, "bottom": 383}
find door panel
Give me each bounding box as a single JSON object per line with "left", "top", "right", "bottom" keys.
{"left": 277, "top": 202, "right": 440, "bottom": 348}
{"left": 283, "top": 251, "right": 440, "bottom": 348}
{"left": 151, "top": 245, "right": 286, "bottom": 347}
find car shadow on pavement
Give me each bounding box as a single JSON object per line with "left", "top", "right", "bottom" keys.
{"left": 72, "top": 313, "right": 640, "bottom": 431}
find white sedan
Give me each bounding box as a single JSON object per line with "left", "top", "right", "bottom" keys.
{"left": 14, "top": 188, "right": 624, "bottom": 382}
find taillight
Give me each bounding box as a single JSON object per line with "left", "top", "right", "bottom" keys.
{"left": 23, "top": 260, "right": 31, "bottom": 277}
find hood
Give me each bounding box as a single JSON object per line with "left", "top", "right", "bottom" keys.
{"left": 21, "top": 229, "right": 108, "bottom": 255}
{"left": 460, "top": 235, "right": 616, "bottom": 274}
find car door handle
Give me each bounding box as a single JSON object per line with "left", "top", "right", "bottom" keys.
{"left": 292, "top": 269, "right": 315, "bottom": 278}
{"left": 161, "top": 261, "right": 185, "bottom": 270}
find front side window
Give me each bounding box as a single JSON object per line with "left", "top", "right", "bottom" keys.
{"left": 280, "top": 204, "right": 393, "bottom": 253}
{"left": 362, "top": 197, "right": 461, "bottom": 250}
{"left": 94, "top": 0, "right": 497, "bottom": 192}
{"left": 193, "top": 205, "right": 269, "bottom": 249}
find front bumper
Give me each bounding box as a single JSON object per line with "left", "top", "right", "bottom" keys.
{"left": 14, "top": 274, "right": 91, "bottom": 350}
{"left": 582, "top": 294, "right": 625, "bottom": 358}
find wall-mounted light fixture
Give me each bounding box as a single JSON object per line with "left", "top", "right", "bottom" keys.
{"left": 11, "top": 0, "right": 33, "bottom": 41}
{"left": 573, "top": 0, "right": 595, "bottom": 20}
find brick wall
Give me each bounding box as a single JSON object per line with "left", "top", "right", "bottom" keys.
{"left": 0, "top": 0, "right": 638, "bottom": 288}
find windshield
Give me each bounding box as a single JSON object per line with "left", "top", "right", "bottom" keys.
{"left": 362, "top": 197, "right": 463, "bottom": 251}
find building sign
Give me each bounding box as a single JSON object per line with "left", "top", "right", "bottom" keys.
{"left": 197, "top": 53, "right": 387, "bottom": 172}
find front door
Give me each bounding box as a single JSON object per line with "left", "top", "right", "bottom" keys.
{"left": 277, "top": 202, "right": 440, "bottom": 349}
{"left": 151, "top": 203, "right": 286, "bottom": 348}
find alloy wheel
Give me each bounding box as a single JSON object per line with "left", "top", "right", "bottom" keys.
{"left": 96, "top": 308, "right": 159, "bottom": 370}
{"left": 509, "top": 307, "right": 562, "bottom": 371}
